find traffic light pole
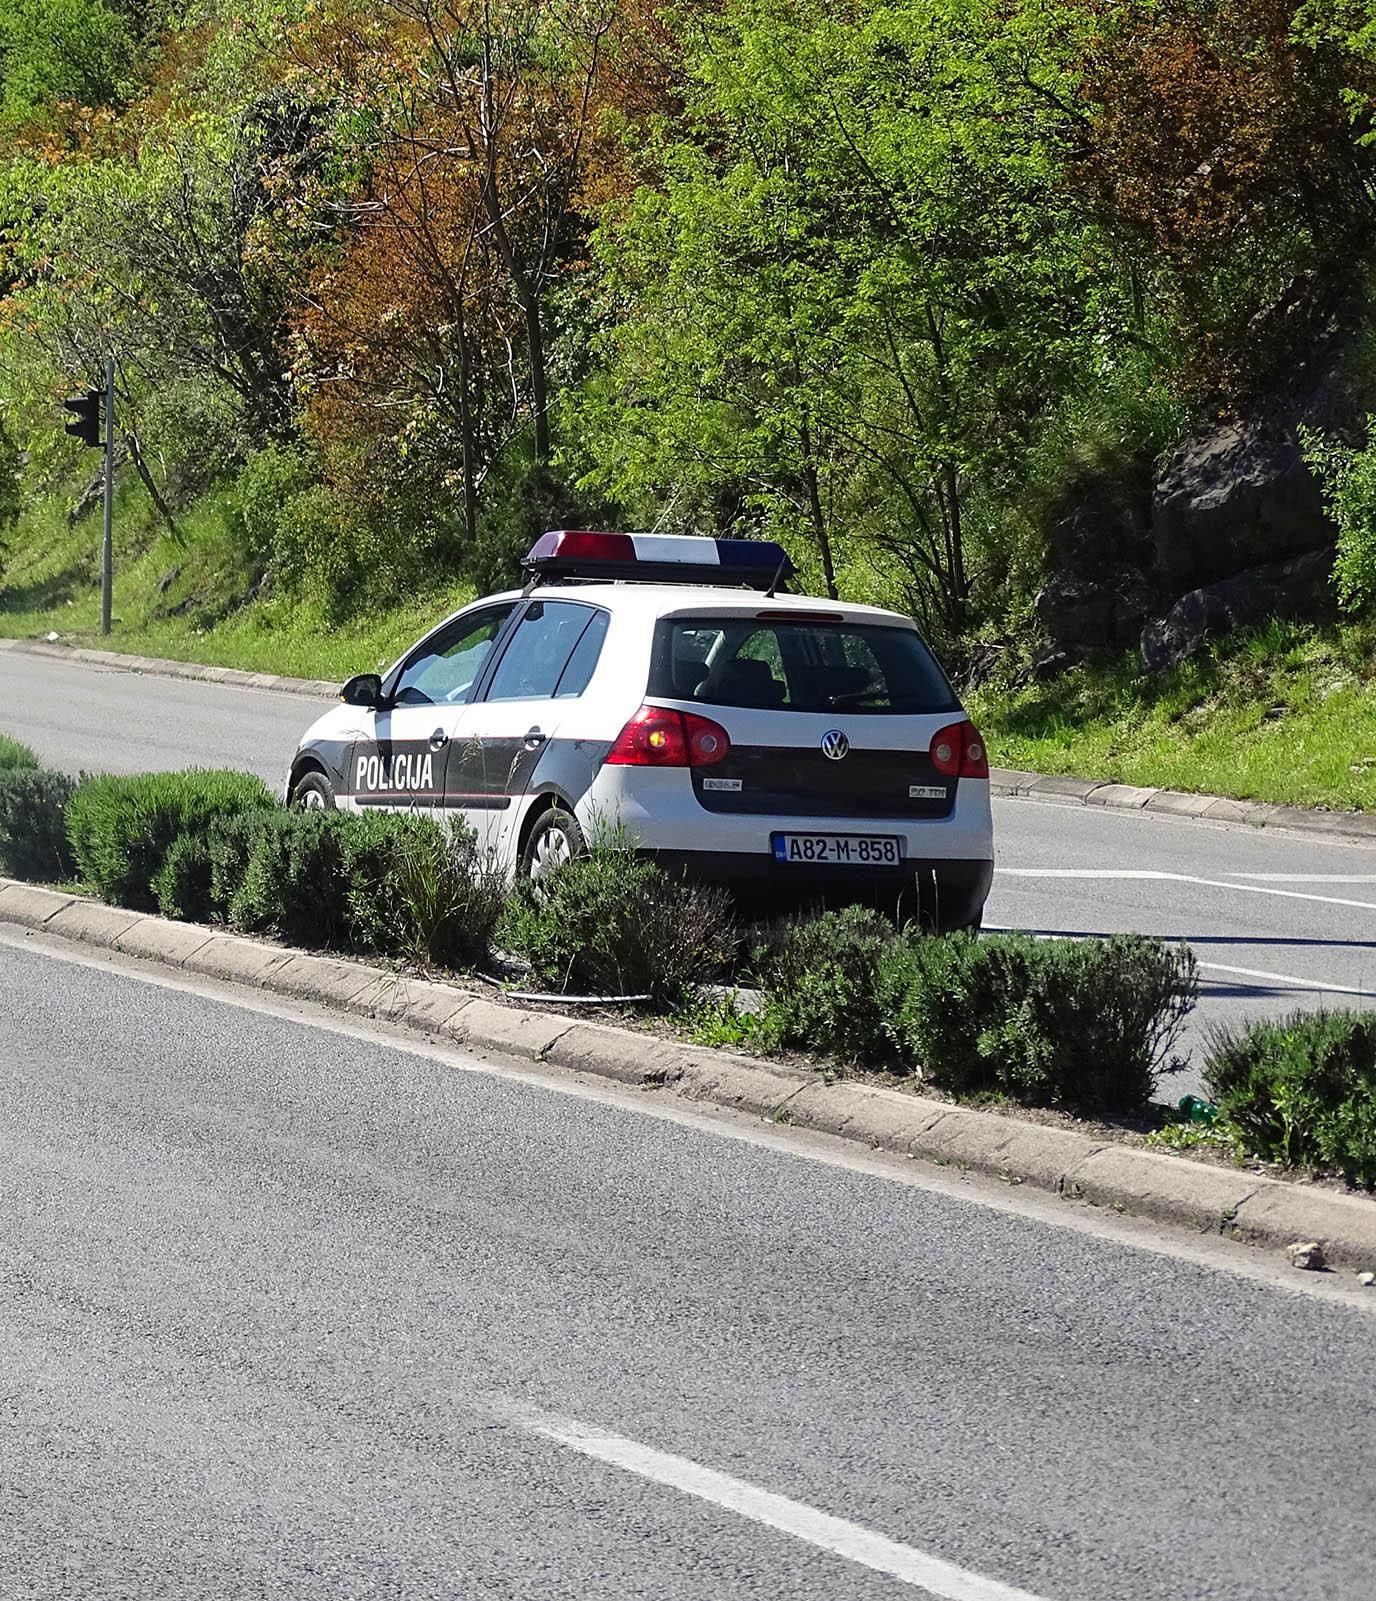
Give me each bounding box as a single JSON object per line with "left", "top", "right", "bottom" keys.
{"left": 101, "top": 357, "right": 114, "bottom": 637}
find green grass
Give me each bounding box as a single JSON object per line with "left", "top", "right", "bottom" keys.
{"left": 0, "top": 472, "right": 470, "bottom": 682}
{"left": 970, "top": 617, "right": 1376, "bottom": 812}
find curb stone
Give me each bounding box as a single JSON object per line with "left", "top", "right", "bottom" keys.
{"left": 0, "top": 636, "right": 336, "bottom": 701}
{"left": 4, "top": 636, "right": 1373, "bottom": 845}
{"left": 989, "top": 765, "right": 1376, "bottom": 846}
{"left": 5, "top": 879, "right": 1376, "bottom": 1273}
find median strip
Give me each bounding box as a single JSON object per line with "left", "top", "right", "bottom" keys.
{"left": 5, "top": 875, "right": 1375, "bottom": 1275}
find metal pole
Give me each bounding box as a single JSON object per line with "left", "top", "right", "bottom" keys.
{"left": 101, "top": 356, "right": 114, "bottom": 637}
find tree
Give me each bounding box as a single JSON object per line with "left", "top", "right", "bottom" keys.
{"left": 580, "top": 0, "right": 1114, "bottom": 637}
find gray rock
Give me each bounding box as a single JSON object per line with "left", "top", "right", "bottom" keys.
{"left": 1140, "top": 550, "right": 1334, "bottom": 671}
{"left": 1153, "top": 419, "right": 1331, "bottom": 587}
{"left": 1285, "top": 1239, "right": 1326, "bottom": 1271}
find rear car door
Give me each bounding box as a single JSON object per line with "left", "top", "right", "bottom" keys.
{"left": 449, "top": 598, "right": 610, "bottom": 862}
{"left": 345, "top": 604, "right": 516, "bottom": 815}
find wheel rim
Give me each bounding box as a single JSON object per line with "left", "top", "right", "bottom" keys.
{"left": 298, "top": 786, "right": 327, "bottom": 811}
{"left": 530, "top": 825, "right": 572, "bottom": 880}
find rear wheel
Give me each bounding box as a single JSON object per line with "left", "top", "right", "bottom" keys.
{"left": 291, "top": 770, "right": 336, "bottom": 811}
{"left": 521, "top": 806, "right": 585, "bottom": 882}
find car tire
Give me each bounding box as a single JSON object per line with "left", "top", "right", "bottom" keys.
{"left": 521, "top": 806, "right": 585, "bottom": 882}
{"left": 291, "top": 770, "right": 336, "bottom": 811}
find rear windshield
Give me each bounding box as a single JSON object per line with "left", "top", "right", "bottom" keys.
{"left": 649, "top": 616, "right": 958, "bottom": 715}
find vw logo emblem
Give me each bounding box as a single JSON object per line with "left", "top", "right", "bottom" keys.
{"left": 820, "top": 729, "right": 849, "bottom": 761}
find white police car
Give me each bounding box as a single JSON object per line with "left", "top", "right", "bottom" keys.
{"left": 285, "top": 532, "right": 994, "bottom": 928}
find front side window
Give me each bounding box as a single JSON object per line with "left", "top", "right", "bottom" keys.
{"left": 392, "top": 605, "right": 515, "bottom": 706}
{"left": 484, "top": 600, "right": 606, "bottom": 703}
{"left": 650, "top": 617, "right": 958, "bottom": 714}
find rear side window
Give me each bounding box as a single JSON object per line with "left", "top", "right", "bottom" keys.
{"left": 650, "top": 616, "right": 958, "bottom": 714}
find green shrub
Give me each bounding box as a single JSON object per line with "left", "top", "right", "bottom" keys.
{"left": 0, "top": 767, "right": 76, "bottom": 880}
{"left": 503, "top": 846, "right": 736, "bottom": 999}
{"left": 65, "top": 769, "right": 274, "bottom": 908}
{"left": 151, "top": 832, "right": 216, "bottom": 922}
{"left": 0, "top": 734, "right": 38, "bottom": 771}
{"left": 225, "top": 808, "right": 350, "bottom": 944}
{"left": 209, "top": 807, "right": 500, "bottom": 966}
{"left": 1204, "top": 1010, "right": 1376, "bottom": 1185}
{"left": 754, "top": 906, "right": 895, "bottom": 1060}
{"left": 879, "top": 932, "right": 1196, "bottom": 1113}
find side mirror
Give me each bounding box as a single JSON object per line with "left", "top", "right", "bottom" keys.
{"left": 340, "top": 672, "right": 383, "bottom": 708}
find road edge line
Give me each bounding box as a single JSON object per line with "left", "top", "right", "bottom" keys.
{"left": 5, "top": 878, "right": 1374, "bottom": 1273}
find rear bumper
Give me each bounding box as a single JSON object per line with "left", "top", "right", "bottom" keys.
{"left": 640, "top": 850, "right": 993, "bottom": 928}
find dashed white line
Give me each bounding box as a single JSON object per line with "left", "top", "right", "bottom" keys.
{"left": 995, "top": 868, "right": 1376, "bottom": 913}
{"left": 496, "top": 1396, "right": 1052, "bottom": 1601}
{"left": 1198, "top": 961, "right": 1372, "bottom": 997}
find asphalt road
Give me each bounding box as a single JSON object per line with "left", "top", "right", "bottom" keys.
{"left": 3, "top": 935, "right": 1375, "bottom": 1601}
{"left": 1, "top": 648, "right": 1373, "bottom": 1095}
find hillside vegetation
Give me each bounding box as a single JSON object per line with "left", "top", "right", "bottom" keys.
{"left": 3, "top": 0, "right": 1376, "bottom": 799}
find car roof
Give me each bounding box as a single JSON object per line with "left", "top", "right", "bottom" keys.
{"left": 481, "top": 583, "right": 917, "bottom": 627}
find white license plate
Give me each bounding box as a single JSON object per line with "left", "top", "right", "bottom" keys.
{"left": 770, "top": 832, "right": 904, "bottom": 866}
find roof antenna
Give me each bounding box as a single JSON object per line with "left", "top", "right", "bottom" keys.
{"left": 764, "top": 551, "right": 789, "bottom": 599}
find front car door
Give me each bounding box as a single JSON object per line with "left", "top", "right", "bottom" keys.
{"left": 343, "top": 604, "right": 517, "bottom": 815}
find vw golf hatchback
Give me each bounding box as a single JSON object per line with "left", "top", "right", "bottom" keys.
{"left": 286, "top": 531, "right": 994, "bottom": 928}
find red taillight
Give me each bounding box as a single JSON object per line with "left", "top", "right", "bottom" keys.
{"left": 929, "top": 719, "right": 988, "bottom": 780}
{"left": 605, "top": 705, "right": 732, "bottom": 767}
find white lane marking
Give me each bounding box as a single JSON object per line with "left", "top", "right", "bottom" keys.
{"left": 499, "top": 1397, "right": 1051, "bottom": 1601}
{"left": 1199, "top": 961, "right": 1373, "bottom": 998}
{"left": 995, "top": 868, "right": 1376, "bottom": 913}
{"left": 1225, "top": 874, "right": 1376, "bottom": 883}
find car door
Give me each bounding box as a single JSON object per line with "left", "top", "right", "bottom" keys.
{"left": 345, "top": 604, "right": 517, "bottom": 816}
{"left": 448, "top": 598, "right": 610, "bottom": 863}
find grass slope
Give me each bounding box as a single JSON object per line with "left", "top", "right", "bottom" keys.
{"left": 971, "top": 618, "right": 1376, "bottom": 812}
{"left": 0, "top": 471, "right": 469, "bottom": 682}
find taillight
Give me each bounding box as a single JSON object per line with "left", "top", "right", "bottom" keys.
{"left": 929, "top": 719, "right": 988, "bottom": 780}
{"left": 605, "top": 705, "right": 732, "bottom": 767}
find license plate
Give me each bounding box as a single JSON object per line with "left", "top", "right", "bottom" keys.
{"left": 770, "top": 832, "right": 904, "bottom": 866}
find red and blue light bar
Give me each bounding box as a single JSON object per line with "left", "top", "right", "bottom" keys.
{"left": 524, "top": 530, "right": 795, "bottom": 590}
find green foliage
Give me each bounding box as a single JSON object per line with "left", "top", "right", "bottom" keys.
{"left": 0, "top": 734, "right": 39, "bottom": 770}
{"left": 1204, "top": 1010, "right": 1376, "bottom": 1185}
{"left": 753, "top": 907, "right": 895, "bottom": 1060}
{"left": 1303, "top": 424, "right": 1376, "bottom": 612}
{"left": 878, "top": 933, "right": 1197, "bottom": 1113}
{"left": 503, "top": 846, "right": 737, "bottom": 1000}
{"left": 0, "top": 766, "right": 76, "bottom": 880}
{"left": 209, "top": 807, "right": 500, "bottom": 967}
{"left": 0, "top": 0, "right": 134, "bottom": 134}
{"left": 151, "top": 830, "right": 215, "bottom": 922}
{"left": 65, "top": 768, "right": 273, "bottom": 908}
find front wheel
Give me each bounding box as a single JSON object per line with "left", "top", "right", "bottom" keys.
{"left": 521, "top": 806, "right": 585, "bottom": 882}
{"left": 290, "top": 770, "right": 336, "bottom": 811}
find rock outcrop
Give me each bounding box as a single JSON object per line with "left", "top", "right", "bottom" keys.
{"left": 1139, "top": 549, "right": 1334, "bottom": 671}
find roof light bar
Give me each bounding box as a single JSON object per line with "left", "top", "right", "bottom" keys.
{"left": 524, "top": 530, "right": 795, "bottom": 590}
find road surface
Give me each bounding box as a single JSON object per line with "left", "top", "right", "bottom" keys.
{"left": 2, "top": 932, "right": 1374, "bottom": 1601}
{"left": 1, "top": 648, "right": 1372, "bottom": 1092}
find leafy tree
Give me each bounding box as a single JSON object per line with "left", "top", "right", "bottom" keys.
{"left": 579, "top": 0, "right": 1116, "bottom": 636}
{"left": 0, "top": 0, "right": 134, "bottom": 137}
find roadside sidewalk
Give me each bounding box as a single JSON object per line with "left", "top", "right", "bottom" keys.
{"left": 4, "top": 875, "right": 1374, "bottom": 1275}
{"left": 6, "top": 634, "right": 1374, "bottom": 846}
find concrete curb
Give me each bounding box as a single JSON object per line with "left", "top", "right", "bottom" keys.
{"left": 6, "top": 878, "right": 1375, "bottom": 1274}
{"left": 0, "top": 636, "right": 336, "bottom": 701}
{"left": 989, "top": 765, "right": 1376, "bottom": 846}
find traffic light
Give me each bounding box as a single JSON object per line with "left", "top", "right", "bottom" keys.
{"left": 63, "top": 388, "right": 102, "bottom": 448}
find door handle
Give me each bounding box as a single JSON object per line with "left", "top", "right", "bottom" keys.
{"left": 428, "top": 728, "right": 450, "bottom": 751}
{"left": 523, "top": 726, "right": 547, "bottom": 750}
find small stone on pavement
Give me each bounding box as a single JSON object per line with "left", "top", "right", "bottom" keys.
{"left": 1286, "top": 1240, "right": 1325, "bottom": 1271}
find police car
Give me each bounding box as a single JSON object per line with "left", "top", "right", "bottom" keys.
{"left": 285, "top": 532, "right": 994, "bottom": 928}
